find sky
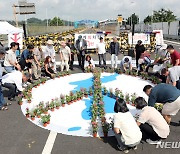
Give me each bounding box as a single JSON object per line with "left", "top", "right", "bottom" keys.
{"left": 0, "top": 0, "right": 180, "bottom": 22}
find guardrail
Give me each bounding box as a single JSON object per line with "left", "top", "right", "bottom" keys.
{"left": 164, "top": 34, "right": 180, "bottom": 41}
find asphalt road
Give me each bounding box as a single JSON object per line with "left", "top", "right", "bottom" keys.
{"left": 0, "top": 37, "right": 180, "bottom": 154}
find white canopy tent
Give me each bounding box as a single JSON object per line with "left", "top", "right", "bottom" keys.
{"left": 0, "top": 21, "right": 23, "bottom": 34}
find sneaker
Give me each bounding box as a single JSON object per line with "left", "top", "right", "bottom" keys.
{"left": 117, "top": 145, "right": 129, "bottom": 153}
{"left": 146, "top": 139, "right": 161, "bottom": 145}
{"left": 132, "top": 146, "right": 137, "bottom": 150}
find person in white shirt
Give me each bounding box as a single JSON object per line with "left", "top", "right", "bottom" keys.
{"left": 120, "top": 56, "right": 132, "bottom": 72}
{"left": 135, "top": 97, "right": 170, "bottom": 144}
{"left": 1, "top": 71, "right": 29, "bottom": 101}
{"left": 84, "top": 55, "right": 95, "bottom": 70}
{"left": 43, "top": 40, "right": 56, "bottom": 72}
{"left": 4, "top": 42, "right": 21, "bottom": 73}
{"left": 59, "top": 41, "right": 71, "bottom": 72}
{"left": 96, "top": 37, "right": 106, "bottom": 67}
{"left": 114, "top": 98, "right": 142, "bottom": 153}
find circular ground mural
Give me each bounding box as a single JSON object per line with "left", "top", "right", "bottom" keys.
{"left": 21, "top": 73, "right": 153, "bottom": 137}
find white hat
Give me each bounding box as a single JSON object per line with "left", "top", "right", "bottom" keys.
{"left": 47, "top": 40, "right": 54, "bottom": 45}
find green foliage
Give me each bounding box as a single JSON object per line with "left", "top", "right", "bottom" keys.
{"left": 127, "top": 13, "right": 139, "bottom": 25}
{"left": 50, "top": 17, "right": 63, "bottom": 26}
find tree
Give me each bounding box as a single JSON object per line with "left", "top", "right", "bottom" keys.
{"left": 127, "top": 13, "right": 139, "bottom": 25}
{"left": 144, "top": 15, "right": 152, "bottom": 24}
{"left": 144, "top": 8, "right": 176, "bottom": 23}
{"left": 49, "top": 17, "right": 63, "bottom": 26}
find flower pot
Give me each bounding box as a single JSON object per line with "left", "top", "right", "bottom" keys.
{"left": 77, "top": 98, "right": 81, "bottom": 101}
{"left": 67, "top": 102, "right": 71, "bottom": 105}
{"left": 31, "top": 117, "right": 35, "bottom": 121}
{"left": 93, "top": 132, "right": 97, "bottom": 137}
{"left": 28, "top": 100, "right": 31, "bottom": 104}
{"left": 37, "top": 115, "right": 41, "bottom": 118}
{"left": 56, "top": 106, "right": 60, "bottom": 109}
{"left": 51, "top": 108, "right": 55, "bottom": 112}
{"left": 44, "top": 111, "right": 48, "bottom": 114}
{"left": 26, "top": 114, "right": 29, "bottom": 118}
{"left": 18, "top": 101, "right": 23, "bottom": 105}
{"left": 47, "top": 121, "right": 50, "bottom": 124}
{"left": 62, "top": 104, "right": 65, "bottom": 107}
{"left": 43, "top": 123, "right": 48, "bottom": 127}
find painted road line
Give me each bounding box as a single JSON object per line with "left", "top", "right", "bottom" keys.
{"left": 42, "top": 131, "right": 57, "bottom": 154}
{"left": 164, "top": 40, "right": 180, "bottom": 46}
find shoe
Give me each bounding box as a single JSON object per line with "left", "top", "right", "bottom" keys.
{"left": 146, "top": 139, "right": 161, "bottom": 145}
{"left": 8, "top": 98, "right": 16, "bottom": 101}
{"left": 132, "top": 146, "right": 137, "bottom": 150}
{"left": 117, "top": 145, "right": 129, "bottom": 153}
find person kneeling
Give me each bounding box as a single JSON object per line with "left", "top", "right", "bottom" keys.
{"left": 120, "top": 56, "right": 132, "bottom": 73}
{"left": 113, "top": 98, "right": 142, "bottom": 153}
{"left": 44, "top": 56, "right": 55, "bottom": 79}
{"left": 134, "top": 97, "right": 170, "bottom": 144}
{"left": 84, "top": 55, "right": 95, "bottom": 71}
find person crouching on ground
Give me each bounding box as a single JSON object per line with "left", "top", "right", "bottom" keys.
{"left": 143, "top": 84, "right": 180, "bottom": 124}
{"left": 44, "top": 56, "right": 55, "bottom": 79}
{"left": 1, "top": 71, "right": 30, "bottom": 101}
{"left": 134, "top": 97, "right": 169, "bottom": 144}
{"left": 84, "top": 55, "right": 95, "bottom": 71}
{"left": 120, "top": 56, "right": 132, "bottom": 73}
{"left": 113, "top": 98, "right": 142, "bottom": 153}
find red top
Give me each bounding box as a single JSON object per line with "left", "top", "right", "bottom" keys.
{"left": 170, "top": 50, "right": 180, "bottom": 66}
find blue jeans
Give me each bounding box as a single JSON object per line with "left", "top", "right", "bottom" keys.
{"left": 4, "top": 66, "right": 15, "bottom": 73}
{"left": 115, "top": 133, "right": 140, "bottom": 149}
{"left": 0, "top": 85, "right": 5, "bottom": 108}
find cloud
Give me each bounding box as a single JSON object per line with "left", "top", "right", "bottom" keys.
{"left": 0, "top": 0, "right": 179, "bottom": 21}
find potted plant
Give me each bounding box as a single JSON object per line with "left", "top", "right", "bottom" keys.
{"left": 130, "top": 93, "right": 137, "bottom": 106}
{"left": 66, "top": 95, "right": 71, "bottom": 105}
{"left": 92, "top": 122, "right": 98, "bottom": 137}
{"left": 102, "top": 122, "right": 110, "bottom": 137}
{"left": 36, "top": 108, "right": 42, "bottom": 118}
{"left": 25, "top": 108, "right": 30, "bottom": 118}
{"left": 55, "top": 99, "right": 60, "bottom": 109}
{"left": 41, "top": 115, "right": 48, "bottom": 127}
{"left": 154, "top": 103, "right": 163, "bottom": 113}
{"left": 89, "top": 87, "right": 93, "bottom": 96}
{"left": 49, "top": 100, "right": 55, "bottom": 111}
{"left": 60, "top": 95, "right": 65, "bottom": 107}
{"left": 18, "top": 94, "right": 23, "bottom": 105}
{"left": 84, "top": 88, "right": 88, "bottom": 98}
{"left": 30, "top": 112, "right": 35, "bottom": 121}
{"left": 103, "top": 87, "right": 108, "bottom": 95}
{"left": 119, "top": 91, "right": 124, "bottom": 99}
{"left": 47, "top": 114, "right": 51, "bottom": 124}
{"left": 115, "top": 88, "right": 120, "bottom": 100}
{"left": 27, "top": 93, "right": 32, "bottom": 103}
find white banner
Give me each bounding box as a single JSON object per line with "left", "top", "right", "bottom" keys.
{"left": 153, "top": 30, "right": 164, "bottom": 45}
{"left": 75, "top": 34, "right": 104, "bottom": 49}
{"left": 128, "top": 33, "right": 150, "bottom": 45}
{"left": 8, "top": 33, "right": 23, "bottom": 49}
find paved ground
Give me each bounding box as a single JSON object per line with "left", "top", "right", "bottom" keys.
{"left": 0, "top": 33, "right": 180, "bottom": 154}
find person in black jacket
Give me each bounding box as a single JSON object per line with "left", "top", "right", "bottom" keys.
{"left": 109, "top": 37, "right": 120, "bottom": 69}
{"left": 75, "top": 35, "right": 87, "bottom": 71}
{"left": 134, "top": 40, "right": 145, "bottom": 68}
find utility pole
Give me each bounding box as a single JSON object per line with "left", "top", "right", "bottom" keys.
{"left": 12, "top": 4, "right": 18, "bottom": 27}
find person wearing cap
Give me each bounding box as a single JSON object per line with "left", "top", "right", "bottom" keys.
{"left": 120, "top": 56, "right": 132, "bottom": 72}
{"left": 96, "top": 37, "right": 106, "bottom": 67}
{"left": 44, "top": 40, "right": 56, "bottom": 72}
{"left": 109, "top": 37, "right": 120, "bottom": 69}
{"left": 167, "top": 45, "right": 180, "bottom": 66}
{"left": 1, "top": 71, "right": 30, "bottom": 101}
{"left": 75, "top": 35, "right": 87, "bottom": 71}
{"left": 161, "top": 66, "right": 180, "bottom": 90}
{"left": 59, "top": 41, "right": 71, "bottom": 72}
{"left": 4, "top": 42, "right": 21, "bottom": 73}
{"left": 134, "top": 40, "right": 145, "bottom": 68}
{"left": 0, "top": 47, "right": 8, "bottom": 110}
